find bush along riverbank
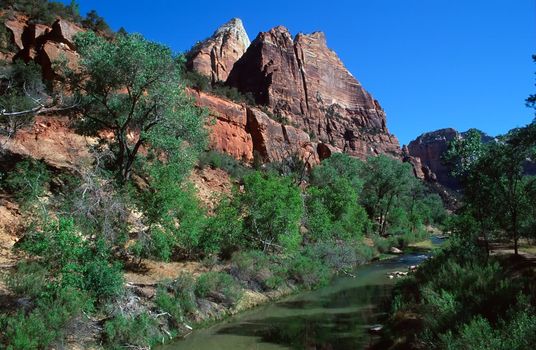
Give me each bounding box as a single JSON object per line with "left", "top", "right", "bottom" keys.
{"left": 372, "top": 109, "right": 536, "bottom": 350}
{"left": 373, "top": 234, "right": 536, "bottom": 350}
{"left": 0, "top": 153, "right": 446, "bottom": 350}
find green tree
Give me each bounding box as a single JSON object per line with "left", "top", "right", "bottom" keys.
{"left": 447, "top": 129, "right": 533, "bottom": 255}
{"left": 445, "top": 129, "right": 496, "bottom": 254}
{"left": 68, "top": 32, "right": 207, "bottom": 183}
{"left": 359, "top": 155, "right": 415, "bottom": 236}
{"left": 484, "top": 137, "right": 530, "bottom": 255}
{"left": 241, "top": 172, "right": 303, "bottom": 253}
{"left": 81, "top": 9, "right": 110, "bottom": 33}
{"left": 306, "top": 154, "right": 368, "bottom": 241}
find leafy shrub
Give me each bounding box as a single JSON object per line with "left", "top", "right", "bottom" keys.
{"left": 155, "top": 274, "right": 197, "bottom": 323}
{"left": 155, "top": 288, "right": 183, "bottom": 326}
{"left": 138, "top": 168, "right": 208, "bottom": 259}
{"left": 181, "top": 70, "right": 211, "bottom": 91}
{"left": 81, "top": 253, "right": 123, "bottom": 302}
{"left": 181, "top": 70, "right": 255, "bottom": 105}
{"left": 3, "top": 1, "right": 111, "bottom": 31}
{"left": 306, "top": 241, "right": 358, "bottom": 273}
{"left": 0, "top": 20, "right": 17, "bottom": 53}
{"left": 200, "top": 198, "right": 244, "bottom": 257}
{"left": 211, "top": 82, "right": 255, "bottom": 105}
{"left": 103, "top": 313, "right": 160, "bottom": 350}
{"left": 6, "top": 261, "right": 48, "bottom": 299}
{"left": 286, "top": 254, "right": 330, "bottom": 289}
{"left": 355, "top": 243, "right": 375, "bottom": 262}
{"left": 372, "top": 234, "right": 392, "bottom": 253}
{"left": 66, "top": 168, "right": 129, "bottom": 245}
{"left": 198, "top": 150, "right": 250, "bottom": 179}
{"left": 138, "top": 227, "right": 175, "bottom": 262}
{"left": 241, "top": 172, "right": 303, "bottom": 253}
{"left": 4, "top": 159, "right": 50, "bottom": 209}
{"left": 18, "top": 218, "right": 124, "bottom": 302}
{"left": 0, "top": 286, "right": 90, "bottom": 350}
{"left": 195, "top": 272, "right": 243, "bottom": 306}
{"left": 439, "top": 310, "right": 536, "bottom": 350}
{"left": 230, "top": 250, "right": 285, "bottom": 291}
{"left": 260, "top": 107, "right": 289, "bottom": 125}
{"left": 386, "top": 233, "right": 535, "bottom": 348}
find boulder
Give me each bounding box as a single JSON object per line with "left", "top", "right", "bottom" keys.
{"left": 49, "top": 19, "right": 83, "bottom": 49}
{"left": 5, "top": 18, "right": 26, "bottom": 50}
{"left": 389, "top": 247, "right": 403, "bottom": 254}
{"left": 2, "top": 14, "right": 81, "bottom": 78}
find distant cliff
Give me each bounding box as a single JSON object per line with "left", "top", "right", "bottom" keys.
{"left": 407, "top": 128, "right": 494, "bottom": 190}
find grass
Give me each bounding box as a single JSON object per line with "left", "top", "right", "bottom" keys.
{"left": 519, "top": 243, "right": 536, "bottom": 256}
{"left": 408, "top": 239, "right": 434, "bottom": 250}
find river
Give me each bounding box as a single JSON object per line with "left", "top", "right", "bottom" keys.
{"left": 160, "top": 250, "right": 434, "bottom": 350}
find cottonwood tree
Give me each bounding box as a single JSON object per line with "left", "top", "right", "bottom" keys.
{"left": 359, "top": 155, "right": 415, "bottom": 236}
{"left": 447, "top": 129, "right": 533, "bottom": 256}
{"left": 444, "top": 129, "right": 494, "bottom": 254}
{"left": 67, "top": 32, "right": 207, "bottom": 183}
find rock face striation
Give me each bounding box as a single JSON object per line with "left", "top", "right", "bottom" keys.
{"left": 186, "top": 18, "right": 250, "bottom": 83}
{"left": 192, "top": 89, "right": 319, "bottom": 167}
{"left": 226, "top": 26, "right": 401, "bottom": 159}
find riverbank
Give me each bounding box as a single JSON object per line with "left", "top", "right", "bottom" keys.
{"left": 157, "top": 251, "right": 434, "bottom": 350}
{"left": 372, "top": 237, "right": 536, "bottom": 350}
{"left": 151, "top": 237, "right": 443, "bottom": 350}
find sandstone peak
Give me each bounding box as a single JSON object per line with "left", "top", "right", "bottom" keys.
{"left": 407, "top": 128, "right": 499, "bottom": 190}
{"left": 213, "top": 18, "right": 250, "bottom": 48}
{"left": 295, "top": 31, "right": 326, "bottom": 44}
{"left": 186, "top": 18, "right": 250, "bottom": 83}
{"left": 227, "top": 26, "right": 401, "bottom": 159}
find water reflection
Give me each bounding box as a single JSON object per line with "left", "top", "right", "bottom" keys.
{"left": 161, "top": 253, "right": 430, "bottom": 350}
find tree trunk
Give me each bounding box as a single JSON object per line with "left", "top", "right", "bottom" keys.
{"left": 513, "top": 211, "right": 519, "bottom": 256}
{"left": 482, "top": 229, "right": 490, "bottom": 257}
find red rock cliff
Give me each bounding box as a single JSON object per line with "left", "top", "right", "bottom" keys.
{"left": 191, "top": 90, "right": 319, "bottom": 167}
{"left": 226, "top": 26, "right": 401, "bottom": 159}
{"left": 2, "top": 13, "right": 81, "bottom": 79}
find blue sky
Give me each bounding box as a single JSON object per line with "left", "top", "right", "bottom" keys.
{"left": 63, "top": 0, "right": 535, "bottom": 145}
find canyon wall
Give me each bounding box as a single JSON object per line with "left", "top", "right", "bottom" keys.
{"left": 2, "top": 14, "right": 419, "bottom": 176}
{"left": 226, "top": 26, "right": 401, "bottom": 159}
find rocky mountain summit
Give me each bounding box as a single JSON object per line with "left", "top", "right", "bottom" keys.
{"left": 2, "top": 14, "right": 427, "bottom": 178}
{"left": 227, "top": 26, "right": 400, "bottom": 159}
{"left": 188, "top": 20, "right": 401, "bottom": 168}
{"left": 186, "top": 18, "right": 250, "bottom": 83}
